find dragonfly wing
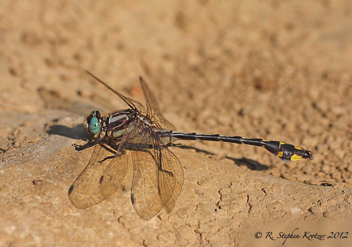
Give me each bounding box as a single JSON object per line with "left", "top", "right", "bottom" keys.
{"left": 139, "top": 77, "right": 176, "bottom": 130}
{"left": 130, "top": 149, "right": 162, "bottom": 220}
{"left": 154, "top": 145, "right": 184, "bottom": 213}
{"left": 130, "top": 137, "right": 184, "bottom": 220}
{"left": 68, "top": 143, "right": 127, "bottom": 209}
{"left": 99, "top": 149, "right": 131, "bottom": 199}
{"left": 86, "top": 71, "right": 146, "bottom": 114}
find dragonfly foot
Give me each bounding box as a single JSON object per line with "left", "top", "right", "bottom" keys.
{"left": 72, "top": 143, "right": 83, "bottom": 150}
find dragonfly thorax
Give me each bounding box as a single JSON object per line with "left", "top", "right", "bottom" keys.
{"left": 108, "top": 109, "right": 133, "bottom": 136}
{"left": 84, "top": 109, "right": 137, "bottom": 139}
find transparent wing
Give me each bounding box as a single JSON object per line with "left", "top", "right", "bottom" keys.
{"left": 152, "top": 138, "right": 184, "bottom": 213}
{"left": 130, "top": 149, "right": 163, "bottom": 220}
{"left": 139, "top": 77, "right": 176, "bottom": 130}
{"left": 68, "top": 142, "right": 127, "bottom": 209}
{"left": 130, "top": 135, "right": 184, "bottom": 220}
{"left": 87, "top": 71, "right": 174, "bottom": 130}
{"left": 86, "top": 71, "right": 146, "bottom": 114}
{"left": 99, "top": 150, "right": 132, "bottom": 199}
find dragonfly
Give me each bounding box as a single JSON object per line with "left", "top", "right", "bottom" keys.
{"left": 68, "top": 71, "right": 313, "bottom": 220}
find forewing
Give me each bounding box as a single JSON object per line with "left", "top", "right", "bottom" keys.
{"left": 68, "top": 143, "right": 126, "bottom": 209}
{"left": 86, "top": 71, "right": 146, "bottom": 114}
{"left": 139, "top": 77, "right": 176, "bottom": 130}
{"left": 99, "top": 150, "right": 131, "bottom": 199}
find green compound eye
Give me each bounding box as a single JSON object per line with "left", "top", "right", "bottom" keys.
{"left": 89, "top": 117, "right": 100, "bottom": 134}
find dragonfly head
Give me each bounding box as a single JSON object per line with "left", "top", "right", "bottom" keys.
{"left": 84, "top": 110, "right": 102, "bottom": 137}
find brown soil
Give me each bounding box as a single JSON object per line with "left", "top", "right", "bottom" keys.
{"left": 0, "top": 0, "right": 352, "bottom": 246}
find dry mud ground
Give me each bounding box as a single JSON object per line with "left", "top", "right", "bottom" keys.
{"left": 1, "top": 0, "right": 352, "bottom": 246}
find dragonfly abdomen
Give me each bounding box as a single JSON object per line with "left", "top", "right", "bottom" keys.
{"left": 170, "top": 132, "right": 313, "bottom": 162}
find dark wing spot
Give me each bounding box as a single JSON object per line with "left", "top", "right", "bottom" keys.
{"left": 32, "top": 180, "right": 43, "bottom": 185}
{"left": 99, "top": 175, "right": 104, "bottom": 184}
{"left": 131, "top": 193, "right": 135, "bottom": 205}
{"left": 68, "top": 185, "right": 74, "bottom": 195}
{"left": 121, "top": 185, "right": 126, "bottom": 191}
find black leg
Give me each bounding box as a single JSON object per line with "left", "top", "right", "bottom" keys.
{"left": 98, "top": 143, "right": 126, "bottom": 163}
{"left": 73, "top": 138, "right": 101, "bottom": 151}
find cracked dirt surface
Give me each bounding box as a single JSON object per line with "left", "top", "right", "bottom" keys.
{"left": 1, "top": 0, "right": 352, "bottom": 246}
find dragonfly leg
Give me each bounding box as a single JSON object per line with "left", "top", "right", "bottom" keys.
{"left": 98, "top": 146, "right": 126, "bottom": 163}
{"left": 149, "top": 148, "right": 174, "bottom": 177}
{"left": 107, "top": 141, "right": 120, "bottom": 151}
{"left": 160, "top": 169, "right": 173, "bottom": 177}
{"left": 73, "top": 138, "right": 101, "bottom": 151}
{"left": 158, "top": 154, "right": 174, "bottom": 177}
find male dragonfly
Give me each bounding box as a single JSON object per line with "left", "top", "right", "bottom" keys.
{"left": 69, "top": 71, "right": 313, "bottom": 220}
